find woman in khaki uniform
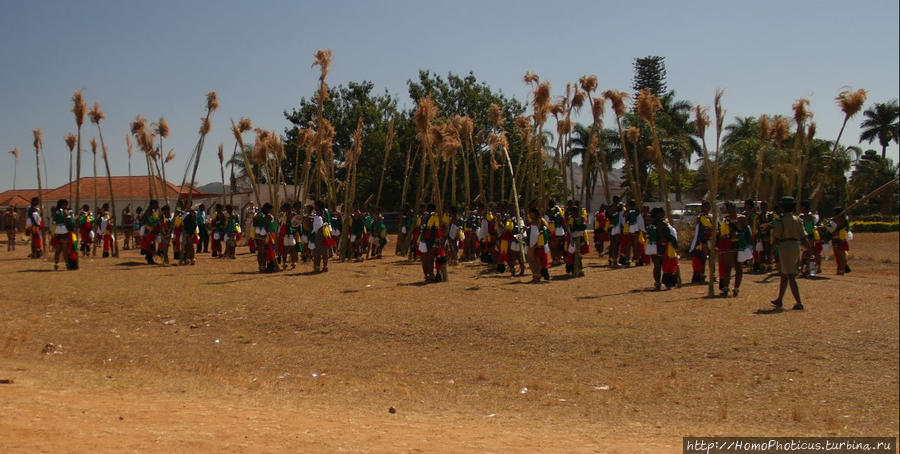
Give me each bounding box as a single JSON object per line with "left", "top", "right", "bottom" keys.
{"left": 770, "top": 197, "right": 805, "bottom": 310}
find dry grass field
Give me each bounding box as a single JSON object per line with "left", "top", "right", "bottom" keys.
{"left": 1, "top": 233, "right": 898, "bottom": 452}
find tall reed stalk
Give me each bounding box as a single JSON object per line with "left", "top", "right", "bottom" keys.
{"left": 64, "top": 133, "right": 76, "bottom": 200}
{"left": 8, "top": 148, "right": 17, "bottom": 192}
{"left": 89, "top": 103, "right": 118, "bottom": 256}
{"left": 72, "top": 90, "right": 87, "bottom": 211}
{"left": 33, "top": 130, "right": 45, "bottom": 254}
{"left": 789, "top": 99, "right": 811, "bottom": 198}
{"left": 811, "top": 88, "right": 866, "bottom": 211}
{"left": 637, "top": 89, "right": 670, "bottom": 216}
{"left": 604, "top": 90, "right": 640, "bottom": 207}
{"left": 375, "top": 119, "right": 395, "bottom": 209}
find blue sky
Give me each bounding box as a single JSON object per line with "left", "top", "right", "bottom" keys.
{"left": 2, "top": 0, "right": 898, "bottom": 193}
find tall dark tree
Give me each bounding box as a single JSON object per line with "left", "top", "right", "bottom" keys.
{"left": 849, "top": 149, "right": 899, "bottom": 214}
{"left": 284, "top": 81, "right": 408, "bottom": 209}
{"left": 632, "top": 56, "right": 668, "bottom": 101}
{"left": 859, "top": 99, "right": 899, "bottom": 159}
{"left": 407, "top": 70, "right": 526, "bottom": 205}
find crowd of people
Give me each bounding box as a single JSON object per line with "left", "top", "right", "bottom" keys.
{"left": 8, "top": 193, "right": 854, "bottom": 309}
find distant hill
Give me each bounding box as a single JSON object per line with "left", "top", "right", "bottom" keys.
{"left": 197, "top": 182, "right": 229, "bottom": 195}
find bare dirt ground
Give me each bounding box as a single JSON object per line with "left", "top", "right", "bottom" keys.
{"left": 1, "top": 233, "right": 898, "bottom": 453}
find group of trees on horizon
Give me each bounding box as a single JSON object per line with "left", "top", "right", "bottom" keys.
{"left": 225, "top": 55, "right": 896, "bottom": 215}
{"left": 9, "top": 55, "right": 899, "bottom": 217}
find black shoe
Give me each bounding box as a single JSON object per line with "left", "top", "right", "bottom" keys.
{"left": 541, "top": 268, "right": 550, "bottom": 280}
{"left": 770, "top": 300, "right": 783, "bottom": 308}
{"left": 844, "top": 265, "right": 851, "bottom": 273}
{"left": 792, "top": 303, "right": 804, "bottom": 311}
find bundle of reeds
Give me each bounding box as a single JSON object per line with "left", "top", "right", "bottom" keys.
{"left": 217, "top": 143, "right": 225, "bottom": 205}
{"left": 32, "top": 130, "right": 45, "bottom": 254}
{"left": 637, "top": 89, "right": 670, "bottom": 216}
{"left": 580, "top": 75, "right": 609, "bottom": 206}
{"left": 752, "top": 114, "right": 771, "bottom": 200}
{"left": 399, "top": 144, "right": 414, "bottom": 212}
{"left": 454, "top": 115, "right": 477, "bottom": 204}
{"left": 231, "top": 117, "right": 254, "bottom": 204}
{"left": 90, "top": 138, "right": 99, "bottom": 212}
{"left": 810, "top": 88, "right": 866, "bottom": 211}
{"left": 313, "top": 118, "right": 336, "bottom": 204}
{"left": 512, "top": 115, "right": 531, "bottom": 201}
{"left": 152, "top": 118, "right": 171, "bottom": 206}
{"left": 125, "top": 133, "right": 134, "bottom": 200}
{"left": 531, "top": 78, "right": 551, "bottom": 205}
{"left": 179, "top": 92, "right": 219, "bottom": 208}
{"left": 487, "top": 103, "right": 504, "bottom": 202}
{"left": 302, "top": 49, "right": 334, "bottom": 207}
{"left": 337, "top": 117, "right": 365, "bottom": 258}
{"left": 8, "top": 147, "right": 18, "bottom": 192}
{"left": 769, "top": 116, "right": 791, "bottom": 204}
{"left": 604, "top": 90, "right": 641, "bottom": 207}
{"left": 790, "top": 99, "right": 812, "bottom": 198}
{"left": 798, "top": 121, "right": 816, "bottom": 199}
{"left": 88, "top": 103, "right": 118, "bottom": 256}
{"left": 64, "top": 132, "right": 76, "bottom": 200}
{"left": 440, "top": 122, "right": 461, "bottom": 207}
{"left": 414, "top": 94, "right": 439, "bottom": 210}
{"left": 130, "top": 115, "right": 158, "bottom": 200}
{"left": 432, "top": 122, "right": 460, "bottom": 207}
{"left": 692, "top": 104, "right": 717, "bottom": 296}
{"left": 72, "top": 90, "right": 87, "bottom": 213}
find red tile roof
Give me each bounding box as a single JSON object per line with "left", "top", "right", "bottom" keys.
{"left": 0, "top": 189, "right": 41, "bottom": 202}
{"left": 0, "top": 195, "right": 31, "bottom": 207}
{"left": 41, "top": 176, "right": 210, "bottom": 201}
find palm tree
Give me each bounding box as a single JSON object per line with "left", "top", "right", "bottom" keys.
{"left": 656, "top": 91, "right": 698, "bottom": 202}
{"left": 568, "top": 125, "right": 626, "bottom": 205}
{"left": 859, "top": 99, "right": 899, "bottom": 159}
{"left": 722, "top": 116, "right": 758, "bottom": 146}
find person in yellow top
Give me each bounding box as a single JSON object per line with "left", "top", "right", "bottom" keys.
{"left": 769, "top": 196, "right": 806, "bottom": 311}
{"left": 418, "top": 204, "right": 443, "bottom": 282}
{"left": 826, "top": 207, "right": 851, "bottom": 275}
{"left": 689, "top": 201, "right": 714, "bottom": 284}
{"left": 716, "top": 202, "right": 742, "bottom": 297}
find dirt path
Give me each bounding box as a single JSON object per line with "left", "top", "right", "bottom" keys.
{"left": 1, "top": 378, "right": 676, "bottom": 453}
{"left": 2, "top": 233, "right": 897, "bottom": 452}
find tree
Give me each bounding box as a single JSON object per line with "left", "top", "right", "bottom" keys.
{"left": 567, "top": 124, "right": 622, "bottom": 208}
{"left": 284, "top": 81, "right": 407, "bottom": 209}
{"left": 632, "top": 56, "right": 668, "bottom": 100}
{"left": 407, "top": 71, "right": 526, "bottom": 206}
{"left": 849, "top": 150, "right": 899, "bottom": 214}
{"left": 859, "top": 99, "right": 899, "bottom": 159}
{"left": 656, "top": 91, "right": 699, "bottom": 202}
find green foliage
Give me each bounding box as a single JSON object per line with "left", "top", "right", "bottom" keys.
{"left": 280, "top": 72, "right": 534, "bottom": 211}
{"left": 859, "top": 99, "right": 899, "bottom": 159}
{"left": 848, "top": 150, "right": 899, "bottom": 215}
{"left": 849, "top": 221, "right": 900, "bottom": 232}
{"left": 632, "top": 56, "right": 668, "bottom": 99}
{"left": 284, "top": 81, "right": 410, "bottom": 209}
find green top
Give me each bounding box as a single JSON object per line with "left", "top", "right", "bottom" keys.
{"left": 226, "top": 214, "right": 240, "bottom": 234}
{"left": 54, "top": 209, "right": 74, "bottom": 232}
